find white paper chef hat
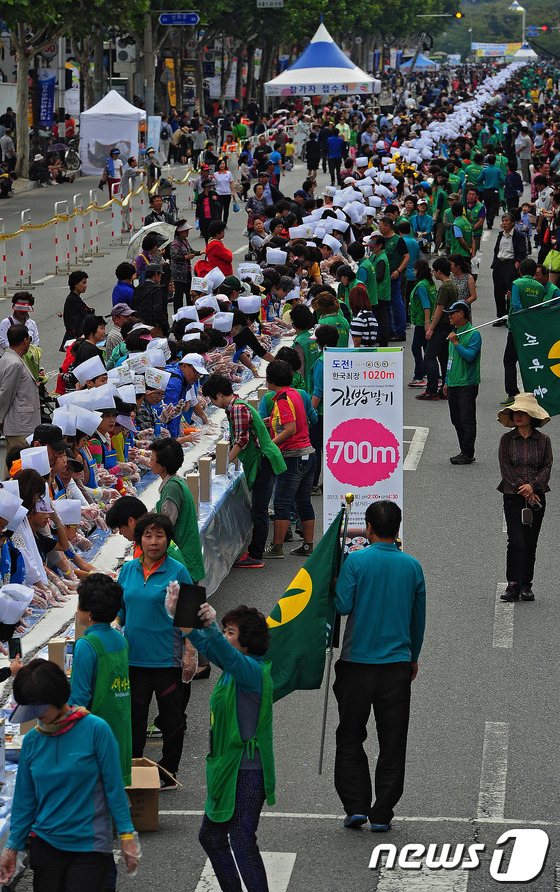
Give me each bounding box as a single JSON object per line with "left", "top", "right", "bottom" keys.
{"left": 55, "top": 499, "right": 82, "bottom": 525}
{"left": 195, "top": 295, "right": 220, "bottom": 314}
{"left": 356, "top": 156, "right": 369, "bottom": 167}
{"left": 145, "top": 367, "right": 172, "bottom": 390}
{"left": 173, "top": 306, "right": 199, "bottom": 324}
{"left": 148, "top": 338, "right": 171, "bottom": 361}
{"left": 332, "top": 219, "right": 349, "bottom": 233}
{"left": 191, "top": 276, "right": 210, "bottom": 293}
{"left": 212, "top": 311, "right": 234, "bottom": 332}
{"left": 0, "top": 584, "right": 34, "bottom": 624}
{"left": 5, "top": 504, "right": 27, "bottom": 533}
{"left": 322, "top": 233, "right": 340, "bottom": 252}
{"left": 266, "top": 248, "right": 288, "bottom": 265}
{"left": 91, "top": 383, "right": 117, "bottom": 411}
{"left": 0, "top": 488, "right": 24, "bottom": 525}
{"left": 116, "top": 384, "right": 136, "bottom": 405}
{"left": 0, "top": 480, "right": 20, "bottom": 498}
{"left": 73, "top": 355, "right": 106, "bottom": 386}
{"left": 146, "top": 348, "right": 165, "bottom": 368}
{"left": 57, "top": 391, "right": 95, "bottom": 410}
{"left": 185, "top": 321, "right": 205, "bottom": 332}
{"left": 205, "top": 267, "right": 226, "bottom": 291}
{"left": 237, "top": 295, "right": 262, "bottom": 314}
{"left": 52, "top": 408, "right": 77, "bottom": 436}
{"left": 20, "top": 446, "right": 50, "bottom": 477}
{"left": 237, "top": 263, "right": 263, "bottom": 284}
{"left": 134, "top": 374, "right": 146, "bottom": 395}
{"left": 73, "top": 407, "right": 103, "bottom": 436}
{"left": 126, "top": 353, "right": 150, "bottom": 373}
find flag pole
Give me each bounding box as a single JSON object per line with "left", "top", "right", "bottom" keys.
{"left": 318, "top": 493, "right": 354, "bottom": 776}
{"left": 466, "top": 296, "right": 560, "bottom": 333}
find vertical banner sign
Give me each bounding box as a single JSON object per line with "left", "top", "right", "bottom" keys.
{"left": 147, "top": 116, "right": 161, "bottom": 155}
{"left": 38, "top": 69, "right": 56, "bottom": 128}
{"left": 322, "top": 347, "right": 403, "bottom": 532}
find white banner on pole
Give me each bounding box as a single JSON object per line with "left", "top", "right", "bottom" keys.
{"left": 322, "top": 347, "right": 403, "bottom": 534}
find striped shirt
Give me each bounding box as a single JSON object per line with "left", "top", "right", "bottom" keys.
{"left": 350, "top": 309, "right": 378, "bottom": 346}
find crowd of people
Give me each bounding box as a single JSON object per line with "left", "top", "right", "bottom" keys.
{"left": 0, "top": 56, "right": 557, "bottom": 891}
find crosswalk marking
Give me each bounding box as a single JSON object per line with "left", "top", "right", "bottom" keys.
{"left": 194, "top": 852, "right": 296, "bottom": 891}
{"left": 376, "top": 867, "right": 469, "bottom": 891}
{"left": 477, "top": 721, "right": 509, "bottom": 821}
{"left": 493, "top": 585, "right": 514, "bottom": 648}
{"left": 403, "top": 425, "right": 429, "bottom": 471}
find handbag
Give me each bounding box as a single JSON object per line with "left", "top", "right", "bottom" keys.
{"left": 543, "top": 249, "right": 560, "bottom": 273}
{"left": 232, "top": 201, "right": 240, "bottom": 213}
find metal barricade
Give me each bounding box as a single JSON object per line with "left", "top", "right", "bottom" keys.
{"left": 0, "top": 218, "right": 8, "bottom": 297}
{"left": 72, "top": 193, "right": 87, "bottom": 265}
{"left": 139, "top": 172, "right": 146, "bottom": 227}
{"left": 87, "top": 189, "right": 100, "bottom": 256}
{"left": 110, "top": 185, "right": 124, "bottom": 246}
{"left": 51, "top": 200, "right": 71, "bottom": 275}
{"left": 17, "top": 209, "right": 33, "bottom": 288}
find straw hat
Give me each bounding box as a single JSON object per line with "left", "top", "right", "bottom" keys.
{"left": 497, "top": 393, "right": 550, "bottom": 428}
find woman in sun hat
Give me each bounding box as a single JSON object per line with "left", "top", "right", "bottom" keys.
{"left": 497, "top": 392, "right": 552, "bottom": 604}
{"left": 170, "top": 220, "right": 203, "bottom": 313}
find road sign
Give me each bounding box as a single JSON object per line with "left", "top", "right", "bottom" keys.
{"left": 41, "top": 43, "right": 58, "bottom": 60}
{"left": 160, "top": 67, "right": 175, "bottom": 84}
{"left": 158, "top": 11, "right": 200, "bottom": 25}
{"left": 527, "top": 26, "right": 538, "bottom": 36}
{"left": 256, "top": 0, "right": 283, "bottom": 7}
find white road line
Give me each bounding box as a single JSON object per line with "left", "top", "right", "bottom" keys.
{"left": 194, "top": 852, "right": 296, "bottom": 892}
{"left": 403, "top": 425, "right": 429, "bottom": 471}
{"left": 32, "top": 274, "right": 55, "bottom": 284}
{"left": 233, "top": 245, "right": 247, "bottom": 254}
{"left": 502, "top": 511, "right": 507, "bottom": 533}
{"left": 376, "top": 867, "right": 468, "bottom": 892}
{"left": 160, "top": 809, "right": 560, "bottom": 825}
{"left": 477, "top": 721, "right": 509, "bottom": 821}
{"left": 555, "top": 863, "right": 560, "bottom": 892}
{"left": 493, "top": 585, "right": 514, "bottom": 648}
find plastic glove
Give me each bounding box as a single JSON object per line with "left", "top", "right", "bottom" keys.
{"left": 159, "top": 427, "right": 171, "bottom": 438}
{"left": 121, "top": 832, "right": 142, "bottom": 877}
{"left": 136, "top": 428, "right": 154, "bottom": 440}
{"left": 98, "top": 471, "right": 118, "bottom": 486}
{"left": 0, "top": 848, "right": 18, "bottom": 885}
{"left": 122, "top": 482, "right": 138, "bottom": 497}
{"left": 159, "top": 400, "right": 185, "bottom": 423}
{"left": 128, "top": 472, "right": 141, "bottom": 484}
{"left": 182, "top": 640, "right": 198, "bottom": 683}
{"left": 113, "top": 462, "right": 136, "bottom": 475}
{"left": 74, "top": 531, "right": 94, "bottom": 551}
{"left": 94, "top": 513, "right": 109, "bottom": 532}
{"left": 165, "top": 580, "right": 180, "bottom": 618}
{"left": 81, "top": 505, "right": 99, "bottom": 520}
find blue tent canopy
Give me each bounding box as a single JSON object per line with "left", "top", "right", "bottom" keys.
{"left": 400, "top": 54, "right": 440, "bottom": 71}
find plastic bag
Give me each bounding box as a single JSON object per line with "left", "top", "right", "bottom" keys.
{"left": 232, "top": 200, "right": 240, "bottom": 213}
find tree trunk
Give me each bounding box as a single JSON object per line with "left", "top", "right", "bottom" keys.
{"left": 245, "top": 44, "right": 255, "bottom": 104}
{"left": 235, "top": 46, "right": 244, "bottom": 108}
{"left": 143, "top": 12, "right": 155, "bottom": 117}
{"left": 259, "top": 40, "right": 273, "bottom": 110}
{"left": 14, "top": 29, "right": 31, "bottom": 178}
{"left": 194, "top": 51, "right": 205, "bottom": 115}
{"left": 94, "top": 32, "right": 104, "bottom": 103}
{"left": 71, "top": 37, "right": 95, "bottom": 110}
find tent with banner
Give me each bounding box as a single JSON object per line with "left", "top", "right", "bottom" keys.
{"left": 400, "top": 53, "right": 440, "bottom": 71}
{"left": 79, "top": 90, "right": 146, "bottom": 176}
{"left": 265, "top": 23, "right": 379, "bottom": 97}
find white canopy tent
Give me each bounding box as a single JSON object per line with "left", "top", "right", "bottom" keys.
{"left": 514, "top": 44, "right": 538, "bottom": 60}
{"left": 265, "top": 24, "right": 379, "bottom": 97}
{"left": 79, "top": 90, "right": 146, "bottom": 176}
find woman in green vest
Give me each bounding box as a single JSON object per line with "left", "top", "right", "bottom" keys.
{"left": 290, "top": 304, "right": 319, "bottom": 393}
{"left": 70, "top": 573, "right": 132, "bottom": 892}
{"left": 151, "top": 437, "right": 205, "bottom": 583}
{"left": 201, "top": 374, "right": 287, "bottom": 569}
{"left": 409, "top": 260, "right": 437, "bottom": 386}
{"left": 311, "top": 291, "right": 350, "bottom": 347}
{"left": 183, "top": 601, "right": 275, "bottom": 892}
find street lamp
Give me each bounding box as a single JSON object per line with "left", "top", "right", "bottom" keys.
{"left": 468, "top": 27, "right": 473, "bottom": 53}
{"left": 509, "top": 0, "right": 526, "bottom": 45}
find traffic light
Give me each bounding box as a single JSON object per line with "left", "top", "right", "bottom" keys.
{"left": 455, "top": 11, "right": 463, "bottom": 18}
{"left": 541, "top": 24, "right": 548, "bottom": 30}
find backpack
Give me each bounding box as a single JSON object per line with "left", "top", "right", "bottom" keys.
{"left": 160, "top": 126, "right": 169, "bottom": 140}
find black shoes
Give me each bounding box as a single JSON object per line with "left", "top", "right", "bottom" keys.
{"left": 501, "top": 583, "right": 520, "bottom": 602}
{"left": 450, "top": 453, "right": 475, "bottom": 464}
{"left": 520, "top": 585, "right": 535, "bottom": 601}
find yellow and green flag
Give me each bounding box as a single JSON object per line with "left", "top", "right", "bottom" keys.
{"left": 509, "top": 299, "right": 560, "bottom": 417}
{"left": 267, "top": 509, "right": 343, "bottom": 702}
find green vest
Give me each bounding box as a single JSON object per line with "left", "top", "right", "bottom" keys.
{"left": 292, "top": 371, "right": 306, "bottom": 390}
{"left": 354, "top": 257, "right": 377, "bottom": 307}
{"left": 409, "top": 279, "right": 437, "bottom": 327}
{"left": 229, "top": 398, "right": 286, "bottom": 490}
{"left": 372, "top": 250, "right": 391, "bottom": 301}
{"left": 318, "top": 311, "right": 350, "bottom": 347}
{"left": 443, "top": 207, "right": 454, "bottom": 244}
{"left": 293, "top": 330, "right": 319, "bottom": 393}
{"left": 87, "top": 634, "right": 132, "bottom": 787}
{"left": 543, "top": 281, "right": 560, "bottom": 301}
{"left": 448, "top": 173, "right": 462, "bottom": 193}
{"left": 465, "top": 201, "right": 484, "bottom": 229}
{"left": 156, "top": 477, "right": 205, "bottom": 581}
{"left": 384, "top": 233, "right": 402, "bottom": 272}
{"left": 508, "top": 277, "right": 545, "bottom": 323}
{"left": 446, "top": 323, "right": 481, "bottom": 387}
{"left": 435, "top": 186, "right": 450, "bottom": 218}
{"left": 463, "top": 164, "right": 483, "bottom": 193}
{"left": 449, "top": 216, "right": 472, "bottom": 256}
{"left": 205, "top": 659, "right": 275, "bottom": 822}
{"left": 337, "top": 281, "right": 350, "bottom": 307}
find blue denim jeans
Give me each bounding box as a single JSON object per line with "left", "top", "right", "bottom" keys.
{"left": 274, "top": 454, "right": 316, "bottom": 522}
{"left": 411, "top": 326, "right": 427, "bottom": 379}
{"left": 389, "top": 277, "right": 407, "bottom": 338}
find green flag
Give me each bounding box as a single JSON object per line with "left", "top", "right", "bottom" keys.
{"left": 266, "top": 509, "right": 344, "bottom": 702}
{"left": 509, "top": 298, "right": 560, "bottom": 417}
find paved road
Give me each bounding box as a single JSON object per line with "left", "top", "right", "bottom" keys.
{"left": 6, "top": 164, "right": 560, "bottom": 890}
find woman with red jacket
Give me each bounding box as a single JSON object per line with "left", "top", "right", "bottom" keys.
{"left": 194, "top": 220, "right": 233, "bottom": 278}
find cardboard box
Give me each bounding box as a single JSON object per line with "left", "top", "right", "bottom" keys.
{"left": 257, "top": 386, "right": 267, "bottom": 403}
{"left": 247, "top": 396, "right": 259, "bottom": 410}
{"left": 198, "top": 456, "right": 212, "bottom": 502}
{"left": 48, "top": 638, "right": 67, "bottom": 671}
{"left": 126, "top": 758, "right": 161, "bottom": 831}
{"left": 186, "top": 473, "right": 200, "bottom": 514}
{"left": 215, "top": 440, "right": 229, "bottom": 475}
